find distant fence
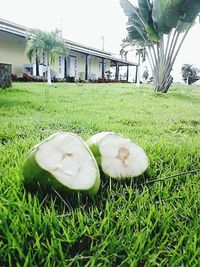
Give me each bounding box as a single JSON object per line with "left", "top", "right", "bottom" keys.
{"left": 0, "top": 63, "right": 12, "bottom": 88}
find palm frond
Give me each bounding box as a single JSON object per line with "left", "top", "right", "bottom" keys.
{"left": 25, "top": 29, "right": 69, "bottom": 66}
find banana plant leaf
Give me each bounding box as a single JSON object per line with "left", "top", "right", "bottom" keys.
{"left": 181, "top": 0, "right": 200, "bottom": 23}
{"left": 121, "top": 0, "right": 160, "bottom": 43}
{"left": 120, "top": 0, "right": 147, "bottom": 44}
{"left": 152, "top": 0, "right": 185, "bottom": 34}
{"left": 120, "top": 0, "right": 145, "bottom": 28}
{"left": 120, "top": 0, "right": 142, "bottom": 20}
{"left": 138, "top": 0, "right": 152, "bottom": 23}
{"left": 128, "top": 30, "right": 147, "bottom": 45}
{"left": 138, "top": 0, "right": 160, "bottom": 42}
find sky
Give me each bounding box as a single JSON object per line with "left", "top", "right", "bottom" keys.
{"left": 1, "top": 0, "right": 200, "bottom": 81}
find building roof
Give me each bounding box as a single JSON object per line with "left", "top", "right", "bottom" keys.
{"left": 0, "top": 18, "right": 137, "bottom": 66}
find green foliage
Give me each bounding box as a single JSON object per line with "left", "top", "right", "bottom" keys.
{"left": 152, "top": 0, "right": 183, "bottom": 34}
{"left": 181, "top": 0, "right": 200, "bottom": 23}
{"left": 0, "top": 82, "right": 200, "bottom": 266}
{"left": 152, "top": 0, "right": 200, "bottom": 34}
{"left": 121, "top": 0, "right": 200, "bottom": 42}
{"left": 120, "top": 0, "right": 200, "bottom": 92}
{"left": 25, "top": 29, "right": 69, "bottom": 65}
{"left": 138, "top": 0, "right": 151, "bottom": 23}
{"left": 120, "top": 0, "right": 159, "bottom": 44}
{"left": 181, "top": 64, "right": 200, "bottom": 84}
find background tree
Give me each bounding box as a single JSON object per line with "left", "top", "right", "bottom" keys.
{"left": 120, "top": 0, "right": 200, "bottom": 93}
{"left": 135, "top": 46, "right": 146, "bottom": 84}
{"left": 181, "top": 63, "right": 200, "bottom": 84}
{"left": 25, "top": 29, "right": 69, "bottom": 85}
{"left": 121, "top": 40, "right": 146, "bottom": 84}
{"left": 120, "top": 40, "right": 129, "bottom": 61}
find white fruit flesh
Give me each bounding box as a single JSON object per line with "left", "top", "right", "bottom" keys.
{"left": 99, "top": 134, "right": 148, "bottom": 178}
{"left": 35, "top": 133, "right": 98, "bottom": 190}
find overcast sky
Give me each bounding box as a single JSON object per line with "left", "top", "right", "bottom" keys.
{"left": 1, "top": 0, "right": 200, "bottom": 81}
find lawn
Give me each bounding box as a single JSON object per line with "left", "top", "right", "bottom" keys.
{"left": 0, "top": 82, "right": 200, "bottom": 266}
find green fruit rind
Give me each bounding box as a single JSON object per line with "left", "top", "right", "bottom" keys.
{"left": 23, "top": 132, "right": 100, "bottom": 195}
{"left": 87, "top": 132, "right": 149, "bottom": 180}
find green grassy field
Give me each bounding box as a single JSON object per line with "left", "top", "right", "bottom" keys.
{"left": 0, "top": 82, "right": 200, "bottom": 266}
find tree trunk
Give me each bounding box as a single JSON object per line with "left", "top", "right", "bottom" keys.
{"left": 155, "top": 75, "right": 173, "bottom": 93}
{"left": 136, "top": 53, "right": 141, "bottom": 86}
{"left": 36, "top": 56, "right": 39, "bottom": 76}
{"left": 0, "top": 63, "right": 12, "bottom": 89}
{"left": 47, "top": 65, "right": 51, "bottom": 85}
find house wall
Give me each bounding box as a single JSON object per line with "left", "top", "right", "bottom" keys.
{"left": 0, "top": 30, "right": 112, "bottom": 80}
{"left": 69, "top": 51, "right": 85, "bottom": 80}
{"left": 0, "top": 31, "right": 29, "bottom": 74}
{"left": 51, "top": 56, "right": 64, "bottom": 79}
{"left": 90, "top": 56, "right": 100, "bottom": 79}
{"left": 88, "top": 56, "right": 111, "bottom": 80}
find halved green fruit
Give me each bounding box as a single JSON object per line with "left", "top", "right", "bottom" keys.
{"left": 87, "top": 132, "right": 149, "bottom": 179}
{"left": 23, "top": 132, "right": 100, "bottom": 195}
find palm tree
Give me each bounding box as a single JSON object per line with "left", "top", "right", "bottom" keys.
{"left": 135, "top": 46, "right": 147, "bottom": 85}
{"left": 120, "top": 39, "right": 146, "bottom": 85}
{"left": 181, "top": 64, "right": 200, "bottom": 84}
{"left": 120, "top": 0, "right": 200, "bottom": 93}
{"left": 25, "top": 29, "right": 69, "bottom": 85}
